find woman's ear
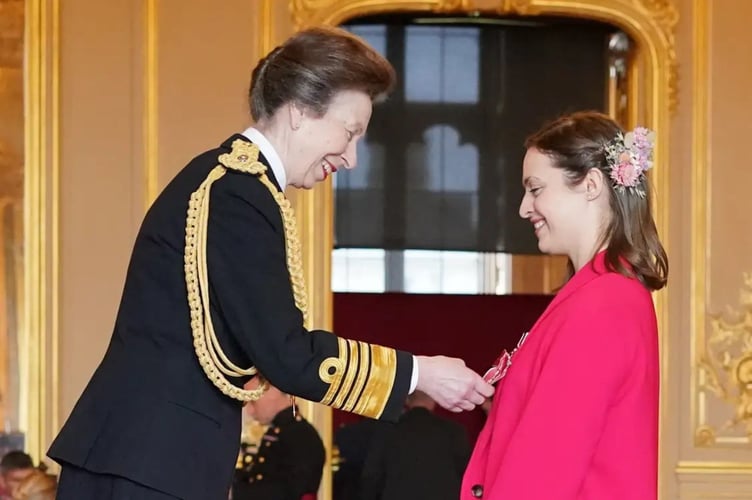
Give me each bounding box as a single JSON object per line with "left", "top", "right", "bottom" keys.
{"left": 288, "top": 101, "right": 305, "bottom": 131}
{"left": 584, "top": 167, "right": 606, "bottom": 201}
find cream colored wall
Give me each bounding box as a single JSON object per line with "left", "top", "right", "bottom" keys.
{"left": 57, "top": 0, "right": 260, "bottom": 421}
{"left": 58, "top": 0, "right": 143, "bottom": 424}
{"left": 37, "top": 0, "right": 752, "bottom": 498}
{"left": 708, "top": 1, "right": 752, "bottom": 309}
{"left": 157, "top": 0, "right": 257, "bottom": 185}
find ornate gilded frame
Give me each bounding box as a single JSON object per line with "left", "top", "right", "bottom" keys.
{"left": 685, "top": 0, "right": 752, "bottom": 472}
{"left": 256, "top": 1, "right": 676, "bottom": 497}
{"left": 22, "top": 0, "right": 59, "bottom": 462}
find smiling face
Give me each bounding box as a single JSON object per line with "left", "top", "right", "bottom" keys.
{"left": 286, "top": 89, "right": 372, "bottom": 189}
{"left": 518, "top": 147, "right": 596, "bottom": 260}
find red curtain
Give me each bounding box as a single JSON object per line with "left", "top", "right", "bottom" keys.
{"left": 332, "top": 292, "right": 552, "bottom": 443}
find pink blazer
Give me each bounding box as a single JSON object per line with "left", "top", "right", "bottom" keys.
{"left": 462, "top": 252, "right": 659, "bottom": 499}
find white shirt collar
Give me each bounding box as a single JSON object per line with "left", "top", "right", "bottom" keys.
{"left": 241, "top": 127, "right": 287, "bottom": 189}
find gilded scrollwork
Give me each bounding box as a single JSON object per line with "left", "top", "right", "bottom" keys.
{"left": 291, "top": 0, "right": 481, "bottom": 29}
{"left": 289, "top": 0, "right": 679, "bottom": 111}
{"left": 433, "top": 0, "right": 473, "bottom": 12}
{"left": 637, "top": 0, "right": 680, "bottom": 112}
{"left": 697, "top": 273, "right": 752, "bottom": 446}
{"left": 497, "top": 0, "right": 533, "bottom": 16}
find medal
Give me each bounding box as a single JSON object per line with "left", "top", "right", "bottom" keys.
{"left": 483, "top": 331, "right": 529, "bottom": 386}
{"left": 483, "top": 351, "right": 511, "bottom": 385}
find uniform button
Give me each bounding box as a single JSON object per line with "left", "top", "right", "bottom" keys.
{"left": 471, "top": 484, "right": 483, "bottom": 498}
{"left": 265, "top": 441, "right": 271, "bottom": 447}
{"left": 258, "top": 456, "right": 265, "bottom": 463}
{"left": 256, "top": 474, "right": 263, "bottom": 480}
{"left": 273, "top": 427, "right": 280, "bottom": 434}
{"left": 244, "top": 456, "right": 252, "bottom": 464}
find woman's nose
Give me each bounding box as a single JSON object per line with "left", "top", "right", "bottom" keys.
{"left": 342, "top": 141, "right": 357, "bottom": 169}
{"left": 519, "top": 193, "right": 531, "bottom": 219}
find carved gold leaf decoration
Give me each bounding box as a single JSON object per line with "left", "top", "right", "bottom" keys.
{"left": 289, "top": 1, "right": 679, "bottom": 112}
{"left": 695, "top": 425, "right": 716, "bottom": 447}
{"left": 697, "top": 273, "right": 752, "bottom": 446}
{"left": 290, "top": 0, "right": 481, "bottom": 29}
{"left": 497, "top": 0, "right": 533, "bottom": 15}
{"left": 637, "top": 0, "right": 680, "bottom": 112}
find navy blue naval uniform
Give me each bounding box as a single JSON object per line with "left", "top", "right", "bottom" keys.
{"left": 48, "top": 135, "right": 413, "bottom": 500}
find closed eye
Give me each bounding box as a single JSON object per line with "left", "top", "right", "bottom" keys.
{"left": 346, "top": 129, "right": 354, "bottom": 142}
{"left": 529, "top": 187, "right": 542, "bottom": 196}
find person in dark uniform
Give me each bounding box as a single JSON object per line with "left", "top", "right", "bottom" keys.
{"left": 48, "top": 26, "right": 493, "bottom": 500}
{"left": 333, "top": 418, "right": 388, "bottom": 500}
{"left": 360, "top": 391, "right": 471, "bottom": 500}
{"left": 232, "top": 384, "right": 324, "bottom": 500}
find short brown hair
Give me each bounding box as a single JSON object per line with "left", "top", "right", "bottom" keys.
{"left": 525, "top": 111, "right": 668, "bottom": 291}
{"left": 249, "top": 26, "right": 396, "bottom": 121}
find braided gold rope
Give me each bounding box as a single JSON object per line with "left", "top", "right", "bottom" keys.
{"left": 184, "top": 140, "right": 309, "bottom": 402}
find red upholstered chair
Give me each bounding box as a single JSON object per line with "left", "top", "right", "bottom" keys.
{"left": 301, "top": 494, "right": 316, "bottom": 500}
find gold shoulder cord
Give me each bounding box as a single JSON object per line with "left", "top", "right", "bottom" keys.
{"left": 184, "top": 139, "right": 309, "bottom": 402}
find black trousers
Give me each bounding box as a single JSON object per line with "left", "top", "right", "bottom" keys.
{"left": 57, "top": 464, "right": 181, "bottom": 500}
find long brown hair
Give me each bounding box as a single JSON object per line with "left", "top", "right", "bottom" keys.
{"left": 249, "top": 26, "right": 396, "bottom": 121}
{"left": 525, "top": 111, "right": 668, "bottom": 291}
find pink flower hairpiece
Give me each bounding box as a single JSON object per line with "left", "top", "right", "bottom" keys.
{"left": 604, "top": 126, "right": 656, "bottom": 197}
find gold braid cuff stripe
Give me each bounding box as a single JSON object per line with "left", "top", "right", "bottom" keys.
{"left": 184, "top": 139, "right": 307, "bottom": 402}
{"left": 319, "top": 338, "right": 397, "bottom": 419}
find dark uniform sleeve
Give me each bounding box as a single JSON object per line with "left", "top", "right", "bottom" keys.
{"left": 205, "top": 169, "right": 412, "bottom": 420}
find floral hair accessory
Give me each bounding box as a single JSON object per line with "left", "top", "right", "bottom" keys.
{"left": 604, "top": 126, "right": 656, "bottom": 197}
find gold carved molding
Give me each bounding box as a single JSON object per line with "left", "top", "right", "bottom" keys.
{"left": 0, "top": 141, "right": 22, "bottom": 433}
{"left": 24, "top": 0, "right": 60, "bottom": 462}
{"left": 143, "top": 0, "right": 159, "bottom": 209}
{"left": 289, "top": 0, "right": 679, "bottom": 112}
{"left": 696, "top": 273, "right": 752, "bottom": 447}
{"left": 637, "top": 0, "right": 680, "bottom": 112}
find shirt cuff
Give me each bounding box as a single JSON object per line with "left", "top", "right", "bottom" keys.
{"left": 409, "top": 355, "right": 419, "bottom": 394}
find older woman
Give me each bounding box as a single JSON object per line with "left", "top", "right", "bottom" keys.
{"left": 49, "top": 26, "right": 492, "bottom": 500}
